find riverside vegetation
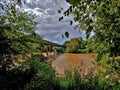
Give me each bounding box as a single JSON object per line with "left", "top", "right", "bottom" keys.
{"left": 0, "top": 0, "right": 120, "bottom": 90}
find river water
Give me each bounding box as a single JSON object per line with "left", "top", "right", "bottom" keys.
{"left": 51, "top": 53, "right": 96, "bottom": 75}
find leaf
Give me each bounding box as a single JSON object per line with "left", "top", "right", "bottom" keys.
{"left": 62, "top": 34, "right": 64, "bottom": 38}
{"left": 86, "top": 26, "right": 93, "bottom": 39}
{"left": 58, "top": 10, "right": 61, "bottom": 13}
{"left": 0, "top": 4, "right": 4, "bottom": 10}
{"left": 65, "top": 32, "right": 69, "bottom": 38}
{"left": 70, "top": 21, "right": 73, "bottom": 25}
{"left": 86, "top": 33, "right": 89, "bottom": 39}
{"left": 67, "top": 0, "right": 79, "bottom": 6}
{"left": 88, "top": 26, "right": 93, "bottom": 31}
{"left": 59, "top": 16, "right": 63, "bottom": 21}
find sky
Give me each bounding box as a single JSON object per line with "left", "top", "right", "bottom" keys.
{"left": 1, "top": 0, "right": 86, "bottom": 44}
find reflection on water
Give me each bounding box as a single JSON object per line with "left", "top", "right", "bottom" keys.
{"left": 51, "top": 53, "right": 96, "bottom": 75}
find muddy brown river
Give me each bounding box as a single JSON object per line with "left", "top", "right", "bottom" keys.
{"left": 51, "top": 53, "right": 96, "bottom": 75}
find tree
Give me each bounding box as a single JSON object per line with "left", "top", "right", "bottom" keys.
{"left": 64, "top": 38, "right": 81, "bottom": 53}
{"left": 63, "top": 0, "right": 120, "bottom": 60}
{"left": 0, "top": 2, "right": 43, "bottom": 72}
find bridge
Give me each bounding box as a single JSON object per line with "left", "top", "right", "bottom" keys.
{"left": 40, "top": 40, "right": 64, "bottom": 58}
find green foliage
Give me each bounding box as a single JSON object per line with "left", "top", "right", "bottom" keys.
{"left": 0, "top": 3, "right": 43, "bottom": 54}
{"left": 0, "top": 1, "right": 120, "bottom": 90}
{"left": 110, "top": 59, "right": 120, "bottom": 75}
{"left": 63, "top": 37, "right": 96, "bottom": 53}
{"left": 24, "top": 56, "right": 58, "bottom": 90}
{"left": 0, "top": 54, "right": 48, "bottom": 90}
{"left": 29, "top": 57, "right": 54, "bottom": 74}
{"left": 62, "top": 32, "right": 69, "bottom": 38}
{"left": 54, "top": 47, "right": 64, "bottom": 53}
{"left": 64, "top": 0, "right": 120, "bottom": 59}
{"left": 32, "top": 54, "right": 47, "bottom": 62}
{"left": 63, "top": 38, "right": 83, "bottom": 53}
{"left": 65, "top": 32, "right": 69, "bottom": 38}
{"left": 1, "top": 55, "right": 119, "bottom": 90}
{"left": 56, "top": 64, "right": 120, "bottom": 90}
{"left": 24, "top": 76, "right": 58, "bottom": 90}
{"left": 0, "top": 2, "right": 43, "bottom": 71}
{"left": 0, "top": 65, "right": 35, "bottom": 90}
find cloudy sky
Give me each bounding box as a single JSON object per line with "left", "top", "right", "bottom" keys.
{"left": 23, "top": 0, "right": 86, "bottom": 44}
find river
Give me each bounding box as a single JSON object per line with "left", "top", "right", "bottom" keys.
{"left": 51, "top": 53, "right": 96, "bottom": 75}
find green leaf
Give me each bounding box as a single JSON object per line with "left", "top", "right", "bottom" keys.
{"left": 59, "top": 16, "right": 63, "bottom": 21}
{"left": 62, "top": 34, "right": 64, "bottom": 38}
{"left": 70, "top": 21, "right": 73, "bottom": 25}
{"left": 86, "top": 26, "right": 93, "bottom": 39}
{"left": 65, "top": 32, "right": 69, "bottom": 38}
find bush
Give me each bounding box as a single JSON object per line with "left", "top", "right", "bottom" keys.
{"left": 24, "top": 58, "right": 59, "bottom": 90}
{"left": 31, "top": 54, "right": 47, "bottom": 62}
{"left": 0, "top": 66, "right": 35, "bottom": 90}
{"left": 24, "top": 76, "right": 58, "bottom": 90}
{"left": 2, "top": 54, "right": 119, "bottom": 90}
{"left": 0, "top": 54, "right": 51, "bottom": 90}
{"left": 56, "top": 64, "right": 120, "bottom": 90}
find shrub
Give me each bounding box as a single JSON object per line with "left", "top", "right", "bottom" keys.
{"left": 0, "top": 66, "right": 35, "bottom": 90}
{"left": 24, "top": 58, "right": 59, "bottom": 90}
{"left": 31, "top": 54, "right": 47, "bottom": 62}
{"left": 56, "top": 63, "right": 120, "bottom": 90}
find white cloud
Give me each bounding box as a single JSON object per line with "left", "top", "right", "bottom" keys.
{"left": 26, "top": 0, "right": 31, "bottom": 3}
{"left": 23, "top": 0, "right": 85, "bottom": 44}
